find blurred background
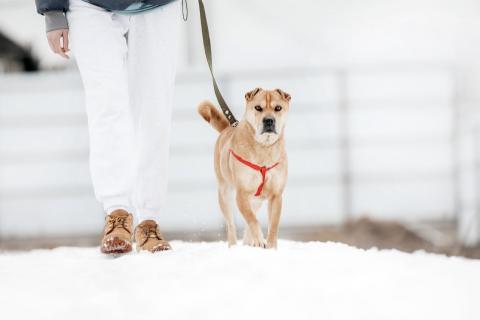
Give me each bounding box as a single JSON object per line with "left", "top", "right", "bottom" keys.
{"left": 1, "top": 0, "right": 480, "bottom": 257}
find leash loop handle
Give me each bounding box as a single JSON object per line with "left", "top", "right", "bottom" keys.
{"left": 198, "top": 0, "right": 239, "bottom": 127}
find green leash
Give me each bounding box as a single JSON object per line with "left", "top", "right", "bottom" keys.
{"left": 198, "top": 0, "right": 239, "bottom": 127}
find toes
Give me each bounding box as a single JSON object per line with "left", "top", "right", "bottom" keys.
{"left": 243, "top": 236, "right": 267, "bottom": 248}
{"left": 266, "top": 243, "right": 277, "bottom": 249}
{"left": 252, "top": 240, "right": 267, "bottom": 248}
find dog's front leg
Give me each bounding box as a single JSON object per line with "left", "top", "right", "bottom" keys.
{"left": 236, "top": 191, "right": 266, "bottom": 248}
{"left": 243, "top": 198, "right": 262, "bottom": 245}
{"left": 266, "top": 195, "right": 282, "bottom": 249}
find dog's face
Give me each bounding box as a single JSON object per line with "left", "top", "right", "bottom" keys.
{"left": 243, "top": 88, "right": 291, "bottom": 146}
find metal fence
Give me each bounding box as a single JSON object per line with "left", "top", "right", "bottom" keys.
{"left": 0, "top": 66, "right": 478, "bottom": 243}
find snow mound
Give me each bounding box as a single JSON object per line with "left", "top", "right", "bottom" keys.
{"left": 0, "top": 241, "right": 478, "bottom": 320}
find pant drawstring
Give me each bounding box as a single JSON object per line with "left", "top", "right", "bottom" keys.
{"left": 182, "top": 0, "right": 188, "bottom": 21}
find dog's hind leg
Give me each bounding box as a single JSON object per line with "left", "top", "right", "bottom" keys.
{"left": 243, "top": 198, "right": 262, "bottom": 246}
{"left": 218, "top": 183, "right": 237, "bottom": 246}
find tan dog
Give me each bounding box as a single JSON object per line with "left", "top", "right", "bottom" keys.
{"left": 198, "top": 88, "right": 291, "bottom": 248}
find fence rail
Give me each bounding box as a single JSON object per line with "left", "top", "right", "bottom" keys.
{"left": 0, "top": 66, "right": 478, "bottom": 243}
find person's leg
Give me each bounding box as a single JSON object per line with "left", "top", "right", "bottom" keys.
{"left": 127, "top": 0, "right": 181, "bottom": 223}
{"left": 67, "top": 0, "right": 135, "bottom": 214}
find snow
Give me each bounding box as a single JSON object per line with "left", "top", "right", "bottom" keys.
{"left": 0, "top": 240, "right": 478, "bottom": 320}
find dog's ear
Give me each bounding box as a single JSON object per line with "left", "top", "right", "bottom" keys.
{"left": 275, "top": 89, "right": 291, "bottom": 102}
{"left": 245, "top": 87, "right": 262, "bottom": 101}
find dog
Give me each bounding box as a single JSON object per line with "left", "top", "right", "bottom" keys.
{"left": 197, "top": 88, "right": 291, "bottom": 248}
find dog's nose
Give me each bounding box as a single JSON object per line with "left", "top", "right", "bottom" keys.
{"left": 262, "top": 117, "right": 276, "bottom": 133}
{"left": 263, "top": 117, "right": 275, "bottom": 127}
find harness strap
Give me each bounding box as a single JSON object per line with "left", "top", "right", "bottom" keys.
{"left": 198, "top": 0, "right": 239, "bottom": 127}
{"left": 229, "top": 149, "right": 279, "bottom": 197}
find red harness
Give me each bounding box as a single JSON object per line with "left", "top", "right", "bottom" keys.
{"left": 229, "top": 149, "right": 280, "bottom": 197}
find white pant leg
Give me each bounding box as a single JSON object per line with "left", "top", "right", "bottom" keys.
{"left": 127, "top": 0, "right": 181, "bottom": 222}
{"left": 67, "top": 0, "right": 135, "bottom": 214}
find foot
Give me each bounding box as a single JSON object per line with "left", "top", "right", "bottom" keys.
{"left": 134, "top": 220, "right": 172, "bottom": 253}
{"left": 266, "top": 238, "right": 278, "bottom": 249}
{"left": 100, "top": 209, "right": 133, "bottom": 255}
{"left": 226, "top": 224, "right": 237, "bottom": 247}
{"left": 244, "top": 224, "right": 267, "bottom": 248}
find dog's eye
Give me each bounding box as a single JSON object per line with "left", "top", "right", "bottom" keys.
{"left": 274, "top": 105, "right": 282, "bottom": 112}
{"left": 254, "top": 105, "right": 263, "bottom": 112}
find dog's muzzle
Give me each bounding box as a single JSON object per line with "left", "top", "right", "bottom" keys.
{"left": 262, "top": 117, "right": 276, "bottom": 134}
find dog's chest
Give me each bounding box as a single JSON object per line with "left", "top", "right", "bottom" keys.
{"left": 232, "top": 159, "right": 285, "bottom": 196}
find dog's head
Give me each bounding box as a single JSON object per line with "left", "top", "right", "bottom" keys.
{"left": 243, "top": 88, "right": 291, "bottom": 145}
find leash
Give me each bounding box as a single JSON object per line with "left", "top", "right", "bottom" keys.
{"left": 197, "top": 0, "right": 239, "bottom": 127}
{"left": 186, "top": 2, "right": 279, "bottom": 196}
{"left": 229, "top": 149, "right": 279, "bottom": 196}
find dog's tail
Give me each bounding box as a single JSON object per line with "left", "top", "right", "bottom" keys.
{"left": 197, "top": 100, "right": 229, "bottom": 133}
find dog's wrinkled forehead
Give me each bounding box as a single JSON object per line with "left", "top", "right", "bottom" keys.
{"left": 245, "top": 88, "right": 291, "bottom": 105}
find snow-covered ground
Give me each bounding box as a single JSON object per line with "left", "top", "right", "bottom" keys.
{"left": 0, "top": 241, "right": 478, "bottom": 320}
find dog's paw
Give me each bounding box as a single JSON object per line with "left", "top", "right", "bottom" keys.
{"left": 244, "top": 225, "right": 267, "bottom": 248}
{"left": 266, "top": 239, "right": 277, "bottom": 249}
{"left": 251, "top": 237, "right": 267, "bottom": 249}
